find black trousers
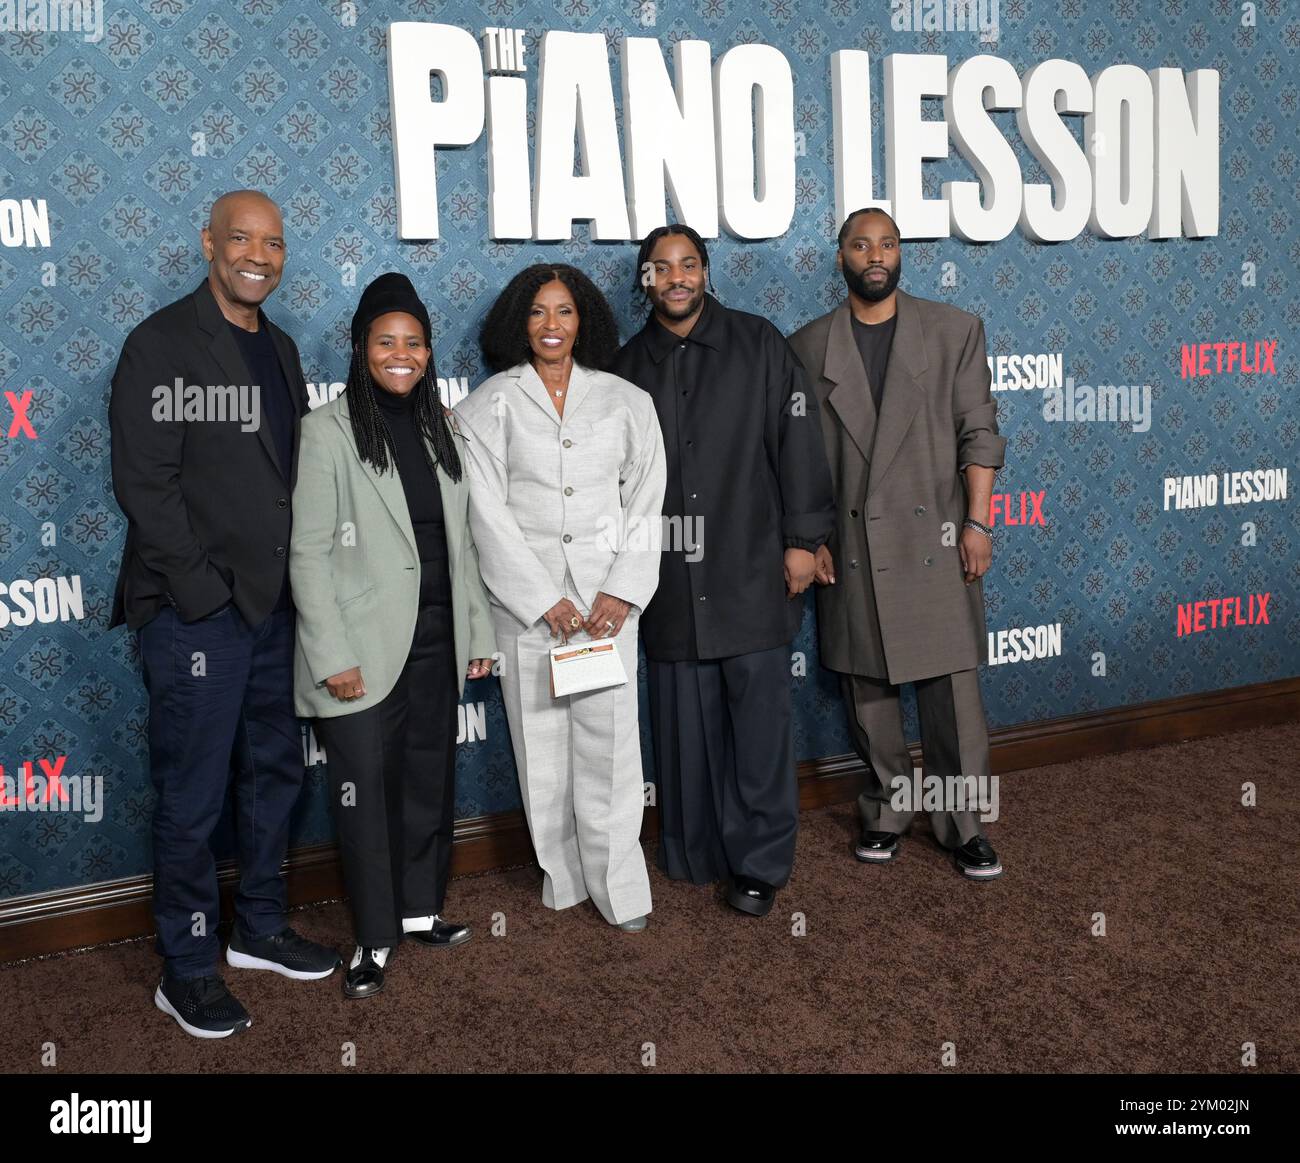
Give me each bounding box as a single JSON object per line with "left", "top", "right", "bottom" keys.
{"left": 315, "top": 601, "right": 459, "bottom": 947}
{"left": 646, "top": 644, "right": 798, "bottom": 887}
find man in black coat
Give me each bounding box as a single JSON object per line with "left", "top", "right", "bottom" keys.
{"left": 110, "top": 189, "right": 339, "bottom": 1039}
{"left": 612, "top": 225, "right": 835, "bottom": 917}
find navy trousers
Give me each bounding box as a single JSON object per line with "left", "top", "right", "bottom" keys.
{"left": 137, "top": 604, "right": 305, "bottom": 979}
{"left": 647, "top": 644, "right": 798, "bottom": 888}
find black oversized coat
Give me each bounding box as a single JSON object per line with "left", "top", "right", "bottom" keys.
{"left": 613, "top": 295, "right": 835, "bottom": 662}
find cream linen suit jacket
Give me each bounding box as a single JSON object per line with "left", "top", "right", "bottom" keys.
{"left": 452, "top": 361, "right": 666, "bottom": 627}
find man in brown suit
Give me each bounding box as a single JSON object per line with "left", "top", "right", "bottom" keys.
{"left": 787, "top": 207, "right": 1006, "bottom": 879}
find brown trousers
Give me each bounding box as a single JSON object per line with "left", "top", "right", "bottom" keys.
{"left": 840, "top": 669, "right": 992, "bottom": 849}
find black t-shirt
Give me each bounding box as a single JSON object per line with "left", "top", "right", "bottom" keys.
{"left": 374, "top": 388, "right": 452, "bottom": 607}
{"left": 228, "top": 318, "right": 296, "bottom": 612}
{"left": 228, "top": 319, "right": 294, "bottom": 479}
{"left": 849, "top": 311, "right": 897, "bottom": 417}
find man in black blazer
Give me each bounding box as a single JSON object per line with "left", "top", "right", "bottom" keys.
{"left": 110, "top": 189, "right": 339, "bottom": 1039}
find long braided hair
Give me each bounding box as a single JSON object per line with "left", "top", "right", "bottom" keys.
{"left": 345, "top": 323, "right": 463, "bottom": 482}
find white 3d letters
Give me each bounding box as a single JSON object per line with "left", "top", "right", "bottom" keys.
{"left": 385, "top": 23, "right": 1221, "bottom": 243}
{"left": 944, "top": 54, "right": 1023, "bottom": 242}
{"left": 1086, "top": 64, "right": 1154, "bottom": 240}
{"left": 389, "top": 22, "right": 485, "bottom": 240}
{"left": 1016, "top": 59, "right": 1093, "bottom": 243}
{"left": 1148, "top": 67, "right": 1219, "bottom": 239}
{"left": 713, "top": 44, "right": 796, "bottom": 239}
{"left": 533, "top": 31, "right": 630, "bottom": 241}
{"left": 486, "top": 74, "right": 531, "bottom": 238}
{"left": 885, "top": 53, "right": 951, "bottom": 239}
{"left": 621, "top": 37, "right": 719, "bottom": 239}
{"left": 831, "top": 50, "right": 891, "bottom": 231}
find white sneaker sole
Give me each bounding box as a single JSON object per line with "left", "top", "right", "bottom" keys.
{"left": 960, "top": 861, "right": 1003, "bottom": 879}
{"left": 154, "top": 985, "right": 251, "bottom": 1039}
{"left": 225, "top": 946, "right": 337, "bottom": 980}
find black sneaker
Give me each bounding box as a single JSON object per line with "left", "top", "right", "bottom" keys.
{"left": 955, "top": 834, "right": 1003, "bottom": 880}
{"left": 225, "top": 924, "right": 341, "bottom": 980}
{"left": 855, "top": 830, "right": 902, "bottom": 862}
{"left": 154, "top": 973, "right": 251, "bottom": 1039}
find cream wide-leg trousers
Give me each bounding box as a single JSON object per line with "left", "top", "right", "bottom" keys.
{"left": 491, "top": 584, "right": 652, "bottom": 925}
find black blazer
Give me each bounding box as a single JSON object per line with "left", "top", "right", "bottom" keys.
{"left": 109, "top": 278, "right": 309, "bottom": 631}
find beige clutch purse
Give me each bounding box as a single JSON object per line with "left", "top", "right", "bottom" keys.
{"left": 549, "top": 639, "right": 628, "bottom": 697}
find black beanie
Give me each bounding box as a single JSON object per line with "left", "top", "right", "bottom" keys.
{"left": 350, "top": 272, "right": 431, "bottom": 350}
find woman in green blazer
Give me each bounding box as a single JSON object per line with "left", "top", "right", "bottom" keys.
{"left": 290, "top": 273, "right": 495, "bottom": 999}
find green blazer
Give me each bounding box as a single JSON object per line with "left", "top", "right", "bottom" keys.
{"left": 289, "top": 389, "right": 496, "bottom": 719}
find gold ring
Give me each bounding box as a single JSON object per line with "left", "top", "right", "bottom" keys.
{"left": 569, "top": 616, "right": 580, "bottom": 629}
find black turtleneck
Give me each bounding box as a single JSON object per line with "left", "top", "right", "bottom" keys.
{"left": 374, "top": 387, "right": 452, "bottom": 606}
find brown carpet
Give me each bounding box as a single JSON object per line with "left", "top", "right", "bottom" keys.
{"left": 3, "top": 723, "right": 1297, "bottom": 1074}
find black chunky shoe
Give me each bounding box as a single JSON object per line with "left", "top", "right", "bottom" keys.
{"left": 954, "top": 834, "right": 1003, "bottom": 879}
{"left": 855, "top": 829, "right": 902, "bottom": 862}
{"left": 726, "top": 875, "right": 776, "bottom": 917}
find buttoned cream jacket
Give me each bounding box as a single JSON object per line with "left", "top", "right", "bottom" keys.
{"left": 453, "top": 361, "right": 667, "bottom": 627}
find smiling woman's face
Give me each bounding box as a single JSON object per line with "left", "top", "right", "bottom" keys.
{"left": 527, "top": 279, "right": 579, "bottom": 364}
{"left": 366, "top": 311, "right": 429, "bottom": 396}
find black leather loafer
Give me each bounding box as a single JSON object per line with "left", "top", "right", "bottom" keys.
{"left": 726, "top": 876, "right": 776, "bottom": 917}
{"left": 343, "top": 947, "right": 389, "bottom": 999}
{"left": 954, "top": 834, "right": 1003, "bottom": 880}
{"left": 854, "top": 830, "right": 902, "bottom": 862}
{"left": 405, "top": 918, "right": 472, "bottom": 949}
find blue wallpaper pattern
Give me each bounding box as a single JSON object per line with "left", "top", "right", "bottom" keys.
{"left": 0, "top": 0, "right": 1296, "bottom": 897}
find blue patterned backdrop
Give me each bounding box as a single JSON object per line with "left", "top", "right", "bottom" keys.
{"left": 0, "top": 0, "right": 1296, "bottom": 900}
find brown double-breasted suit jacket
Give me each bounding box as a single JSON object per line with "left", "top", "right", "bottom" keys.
{"left": 788, "top": 290, "right": 1006, "bottom": 685}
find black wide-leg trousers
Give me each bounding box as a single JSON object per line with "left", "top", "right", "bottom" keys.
{"left": 647, "top": 644, "right": 798, "bottom": 888}
{"left": 315, "top": 601, "right": 459, "bottom": 948}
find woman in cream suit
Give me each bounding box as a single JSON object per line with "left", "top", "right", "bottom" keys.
{"left": 454, "top": 264, "right": 666, "bottom": 931}
{"left": 291, "top": 273, "right": 495, "bottom": 998}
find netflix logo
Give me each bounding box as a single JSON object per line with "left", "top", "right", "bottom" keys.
{"left": 988, "top": 491, "right": 1046, "bottom": 527}
{"left": 1179, "top": 340, "right": 1277, "bottom": 378}
{"left": 1175, "top": 593, "right": 1270, "bottom": 637}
